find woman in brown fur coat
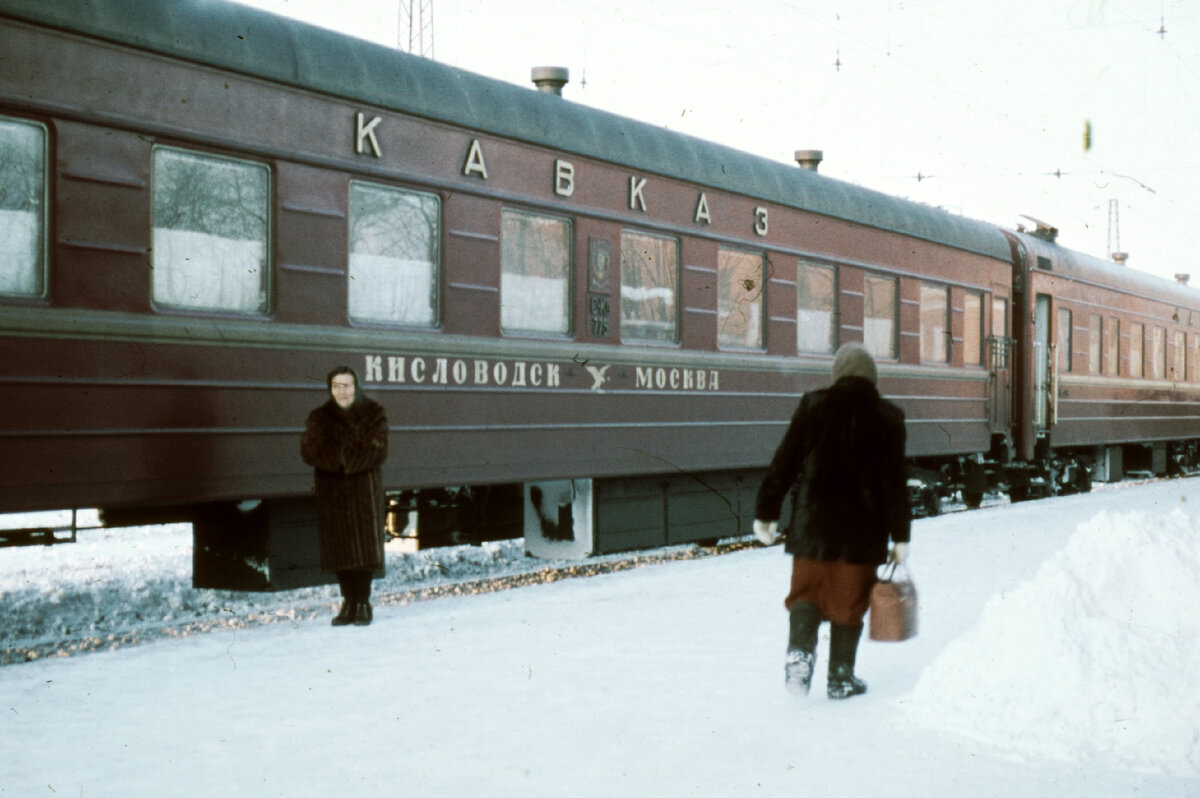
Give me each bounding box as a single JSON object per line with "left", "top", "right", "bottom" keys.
{"left": 301, "top": 366, "right": 389, "bottom": 626}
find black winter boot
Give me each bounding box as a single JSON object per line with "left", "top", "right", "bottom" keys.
{"left": 827, "top": 623, "right": 867, "bottom": 699}
{"left": 351, "top": 571, "right": 373, "bottom": 626}
{"left": 332, "top": 571, "right": 356, "bottom": 626}
{"left": 331, "top": 600, "right": 356, "bottom": 626}
{"left": 785, "top": 602, "right": 821, "bottom": 695}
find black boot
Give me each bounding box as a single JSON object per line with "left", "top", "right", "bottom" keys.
{"left": 785, "top": 602, "right": 821, "bottom": 695}
{"left": 331, "top": 600, "right": 356, "bottom": 627}
{"left": 332, "top": 571, "right": 357, "bottom": 627}
{"left": 351, "top": 570, "right": 373, "bottom": 626}
{"left": 827, "top": 623, "right": 867, "bottom": 699}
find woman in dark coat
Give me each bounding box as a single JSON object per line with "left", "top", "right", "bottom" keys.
{"left": 301, "top": 366, "right": 389, "bottom": 626}
{"left": 754, "top": 342, "right": 911, "bottom": 698}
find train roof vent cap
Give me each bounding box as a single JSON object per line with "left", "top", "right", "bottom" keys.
{"left": 794, "top": 149, "right": 823, "bottom": 171}
{"left": 1175, "top": 273, "right": 1190, "bottom": 284}
{"left": 1113, "top": 252, "right": 1129, "bottom": 265}
{"left": 1020, "top": 214, "right": 1059, "bottom": 243}
{"left": 531, "top": 66, "right": 569, "bottom": 96}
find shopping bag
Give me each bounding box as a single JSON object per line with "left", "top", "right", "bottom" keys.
{"left": 868, "top": 561, "right": 918, "bottom": 641}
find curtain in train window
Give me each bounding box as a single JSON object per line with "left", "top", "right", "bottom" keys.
{"left": 797, "top": 261, "right": 836, "bottom": 354}
{"left": 717, "top": 247, "right": 764, "bottom": 350}
{"left": 500, "top": 209, "right": 571, "bottom": 335}
{"left": 1105, "top": 317, "right": 1119, "bottom": 375}
{"left": 1057, "top": 308, "right": 1072, "bottom": 372}
{"left": 1130, "top": 322, "right": 1144, "bottom": 377}
{"left": 1174, "top": 331, "right": 1186, "bottom": 382}
{"left": 1088, "top": 314, "right": 1102, "bottom": 374}
{"left": 151, "top": 147, "right": 269, "bottom": 313}
{"left": 920, "top": 283, "right": 949, "bottom": 363}
{"left": 1151, "top": 326, "right": 1166, "bottom": 380}
{"left": 863, "top": 274, "right": 896, "bottom": 360}
{"left": 0, "top": 116, "right": 46, "bottom": 297}
{"left": 348, "top": 182, "right": 439, "bottom": 327}
{"left": 963, "top": 291, "right": 982, "bottom": 366}
{"left": 620, "top": 231, "right": 678, "bottom": 343}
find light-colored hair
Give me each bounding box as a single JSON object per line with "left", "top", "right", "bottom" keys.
{"left": 832, "top": 342, "right": 877, "bottom": 384}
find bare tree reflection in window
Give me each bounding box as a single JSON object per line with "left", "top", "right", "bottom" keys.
{"left": 864, "top": 274, "right": 897, "bottom": 360}
{"left": 620, "top": 231, "right": 678, "bottom": 343}
{"left": 501, "top": 210, "right": 571, "bottom": 335}
{"left": 151, "top": 148, "right": 269, "bottom": 313}
{"left": 797, "top": 262, "right": 836, "bottom": 354}
{"left": 0, "top": 117, "right": 45, "bottom": 296}
{"left": 349, "top": 182, "right": 439, "bottom": 327}
{"left": 717, "top": 247, "right": 763, "bottom": 349}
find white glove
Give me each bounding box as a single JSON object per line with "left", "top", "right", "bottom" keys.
{"left": 753, "top": 519, "right": 779, "bottom": 546}
{"left": 889, "top": 542, "right": 909, "bottom": 564}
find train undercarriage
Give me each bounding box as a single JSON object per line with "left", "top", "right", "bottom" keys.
{"left": 6, "top": 440, "right": 1199, "bottom": 593}
{"left": 907, "top": 437, "right": 1200, "bottom": 517}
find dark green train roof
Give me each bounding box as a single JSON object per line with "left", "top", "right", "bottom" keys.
{"left": 0, "top": 0, "right": 1013, "bottom": 261}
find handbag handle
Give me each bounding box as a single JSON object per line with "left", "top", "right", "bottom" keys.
{"left": 877, "top": 560, "right": 912, "bottom": 583}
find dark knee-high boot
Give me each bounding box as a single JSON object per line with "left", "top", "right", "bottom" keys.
{"left": 784, "top": 601, "right": 822, "bottom": 695}
{"left": 827, "top": 622, "right": 867, "bottom": 699}
{"left": 331, "top": 571, "right": 356, "bottom": 626}
{"left": 351, "top": 570, "right": 373, "bottom": 626}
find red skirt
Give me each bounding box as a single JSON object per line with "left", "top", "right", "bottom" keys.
{"left": 784, "top": 556, "right": 877, "bottom": 625}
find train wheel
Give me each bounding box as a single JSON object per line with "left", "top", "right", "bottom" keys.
{"left": 923, "top": 489, "right": 941, "bottom": 517}
{"left": 1073, "top": 464, "right": 1093, "bottom": 494}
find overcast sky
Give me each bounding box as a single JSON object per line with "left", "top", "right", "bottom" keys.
{"left": 234, "top": 0, "right": 1200, "bottom": 282}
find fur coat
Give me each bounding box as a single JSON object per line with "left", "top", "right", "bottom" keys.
{"left": 301, "top": 396, "right": 389, "bottom": 573}
{"left": 756, "top": 376, "right": 910, "bottom": 564}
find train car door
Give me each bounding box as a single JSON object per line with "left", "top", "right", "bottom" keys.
{"left": 1033, "top": 294, "right": 1053, "bottom": 429}
{"left": 988, "top": 295, "right": 1012, "bottom": 431}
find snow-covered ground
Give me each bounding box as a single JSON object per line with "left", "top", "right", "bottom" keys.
{"left": 3, "top": 479, "right": 1199, "bottom": 797}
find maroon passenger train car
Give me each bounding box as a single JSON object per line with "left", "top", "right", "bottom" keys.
{"left": 0, "top": 0, "right": 1197, "bottom": 589}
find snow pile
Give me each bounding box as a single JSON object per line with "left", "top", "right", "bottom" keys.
{"left": 0, "top": 520, "right": 535, "bottom": 661}
{"left": 901, "top": 509, "right": 1200, "bottom": 776}
{"left": 0, "top": 513, "right": 722, "bottom": 663}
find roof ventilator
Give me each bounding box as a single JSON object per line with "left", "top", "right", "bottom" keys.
{"left": 794, "top": 149, "right": 823, "bottom": 172}
{"left": 531, "top": 66, "right": 569, "bottom": 96}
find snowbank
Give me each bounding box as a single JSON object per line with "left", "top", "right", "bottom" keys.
{"left": 902, "top": 508, "right": 1200, "bottom": 776}
{"left": 0, "top": 519, "right": 537, "bottom": 662}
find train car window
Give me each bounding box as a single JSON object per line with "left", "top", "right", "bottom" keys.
{"left": 1130, "top": 322, "right": 1144, "bottom": 377}
{"left": 1174, "top": 331, "right": 1186, "bottom": 382}
{"left": 992, "top": 297, "right": 1007, "bottom": 338}
{"left": 348, "top": 181, "right": 439, "bottom": 327}
{"left": 1151, "top": 326, "right": 1167, "bottom": 380}
{"left": 500, "top": 209, "right": 571, "bottom": 336}
{"left": 716, "top": 247, "right": 764, "bottom": 350}
{"left": 963, "top": 291, "right": 983, "bottom": 366}
{"left": 0, "top": 116, "right": 47, "bottom": 298}
{"left": 151, "top": 147, "right": 269, "bottom": 314}
{"left": 620, "top": 230, "right": 679, "bottom": 343}
{"left": 1105, "top": 317, "right": 1119, "bottom": 375}
{"left": 1088, "top": 314, "right": 1102, "bottom": 375}
{"left": 991, "top": 297, "right": 1008, "bottom": 368}
{"left": 863, "top": 274, "right": 897, "bottom": 360}
{"left": 797, "top": 261, "right": 836, "bottom": 354}
{"left": 1057, "top": 308, "right": 1072, "bottom": 372}
{"left": 920, "top": 283, "right": 949, "bottom": 363}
